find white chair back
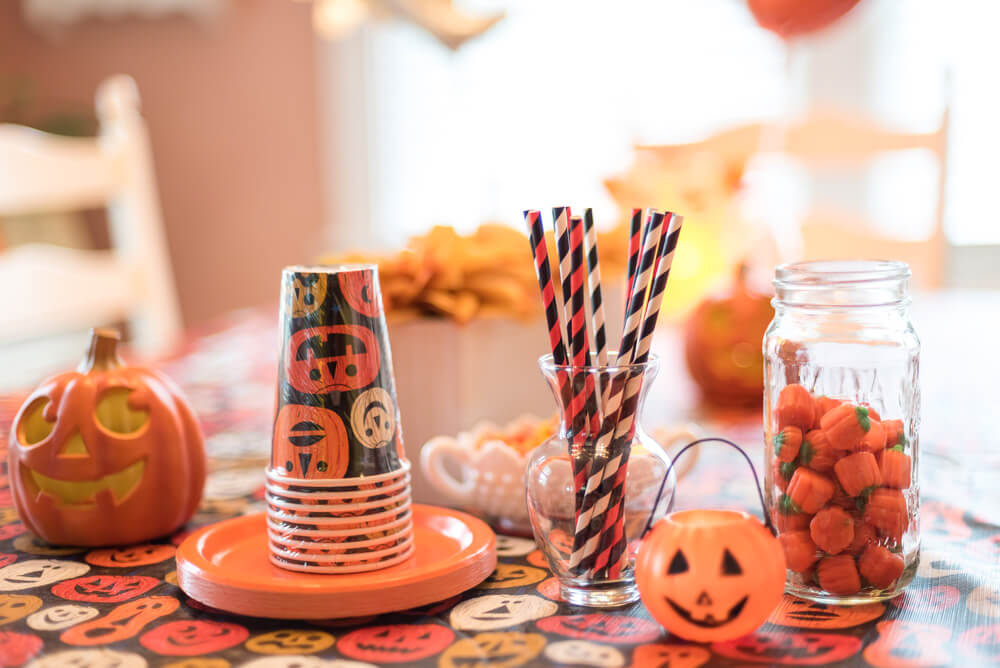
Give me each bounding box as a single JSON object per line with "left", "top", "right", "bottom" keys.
{"left": 0, "top": 75, "right": 182, "bottom": 357}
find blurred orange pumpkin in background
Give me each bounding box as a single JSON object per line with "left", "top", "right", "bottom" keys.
{"left": 746, "top": 0, "right": 863, "bottom": 40}
{"left": 684, "top": 265, "right": 774, "bottom": 407}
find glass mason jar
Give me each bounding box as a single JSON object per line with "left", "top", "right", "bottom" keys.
{"left": 763, "top": 261, "right": 920, "bottom": 604}
{"left": 525, "top": 354, "right": 675, "bottom": 607}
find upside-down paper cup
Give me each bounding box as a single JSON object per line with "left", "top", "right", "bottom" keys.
{"left": 267, "top": 265, "right": 414, "bottom": 573}
{"left": 272, "top": 265, "right": 407, "bottom": 480}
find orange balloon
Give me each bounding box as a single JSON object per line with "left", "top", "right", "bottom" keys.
{"left": 636, "top": 509, "right": 786, "bottom": 642}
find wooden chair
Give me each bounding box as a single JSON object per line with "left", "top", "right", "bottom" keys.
{"left": 638, "top": 109, "right": 950, "bottom": 289}
{"left": 0, "top": 75, "right": 182, "bottom": 372}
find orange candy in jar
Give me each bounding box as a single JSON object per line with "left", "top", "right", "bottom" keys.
{"left": 764, "top": 261, "right": 919, "bottom": 604}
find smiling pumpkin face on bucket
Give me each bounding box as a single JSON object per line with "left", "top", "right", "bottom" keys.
{"left": 636, "top": 509, "right": 786, "bottom": 643}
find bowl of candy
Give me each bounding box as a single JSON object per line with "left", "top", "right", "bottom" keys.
{"left": 421, "top": 415, "right": 700, "bottom": 535}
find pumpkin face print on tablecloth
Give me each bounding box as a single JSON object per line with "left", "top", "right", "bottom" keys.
{"left": 85, "top": 544, "right": 175, "bottom": 568}
{"left": 52, "top": 575, "right": 160, "bottom": 603}
{"left": 863, "top": 620, "right": 952, "bottom": 668}
{"left": 0, "top": 555, "right": 13, "bottom": 569}
{"left": 543, "top": 640, "right": 625, "bottom": 667}
{"left": 449, "top": 595, "right": 558, "bottom": 631}
{"left": 0, "top": 629, "right": 43, "bottom": 667}
{"left": 244, "top": 629, "right": 336, "bottom": 655}
{"left": 767, "top": 595, "right": 885, "bottom": 629}
{"left": 968, "top": 584, "right": 1000, "bottom": 618}
{"left": 712, "top": 631, "right": 862, "bottom": 665}
{"left": 285, "top": 326, "right": 380, "bottom": 395}
{"left": 536, "top": 614, "right": 661, "bottom": 645}
{"left": 139, "top": 620, "right": 250, "bottom": 656}
{"left": 0, "top": 594, "right": 42, "bottom": 625}
{"left": 337, "top": 624, "right": 454, "bottom": 663}
{"left": 477, "top": 564, "right": 547, "bottom": 590}
{"left": 272, "top": 404, "right": 349, "bottom": 479}
{"left": 338, "top": 270, "right": 380, "bottom": 318}
{"left": 241, "top": 658, "right": 375, "bottom": 668}
{"left": 26, "top": 604, "right": 99, "bottom": 631}
{"left": 959, "top": 624, "right": 1000, "bottom": 664}
{"left": 0, "top": 560, "right": 89, "bottom": 592}
{"left": 438, "top": 632, "right": 546, "bottom": 668}
{"left": 60, "top": 596, "right": 179, "bottom": 646}
{"left": 290, "top": 273, "right": 328, "bottom": 319}
{"left": 349, "top": 388, "right": 397, "bottom": 451}
{"left": 160, "top": 659, "right": 230, "bottom": 668}
{"left": 8, "top": 330, "right": 206, "bottom": 547}
{"left": 628, "top": 643, "right": 711, "bottom": 668}
{"left": 26, "top": 648, "right": 147, "bottom": 668}
{"left": 636, "top": 510, "right": 785, "bottom": 643}
{"left": 889, "top": 585, "right": 960, "bottom": 613}
{"left": 12, "top": 535, "right": 83, "bottom": 556}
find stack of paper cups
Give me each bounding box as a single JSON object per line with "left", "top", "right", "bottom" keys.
{"left": 267, "top": 265, "right": 413, "bottom": 574}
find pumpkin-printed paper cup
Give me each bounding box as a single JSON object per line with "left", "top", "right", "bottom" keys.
{"left": 268, "top": 540, "right": 416, "bottom": 574}
{"left": 266, "top": 498, "right": 411, "bottom": 526}
{"left": 264, "top": 471, "right": 410, "bottom": 501}
{"left": 273, "top": 265, "right": 407, "bottom": 481}
{"left": 266, "top": 508, "right": 413, "bottom": 539}
{"left": 264, "top": 486, "right": 410, "bottom": 518}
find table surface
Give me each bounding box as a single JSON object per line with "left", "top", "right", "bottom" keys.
{"left": 1, "top": 292, "right": 998, "bottom": 667}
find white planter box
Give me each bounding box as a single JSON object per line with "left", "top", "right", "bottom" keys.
{"left": 388, "top": 316, "right": 553, "bottom": 503}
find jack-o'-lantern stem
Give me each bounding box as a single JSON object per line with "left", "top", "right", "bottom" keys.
{"left": 78, "top": 328, "right": 124, "bottom": 373}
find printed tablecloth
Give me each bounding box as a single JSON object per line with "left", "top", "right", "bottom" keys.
{"left": 1, "top": 300, "right": 998, "bottom": 667}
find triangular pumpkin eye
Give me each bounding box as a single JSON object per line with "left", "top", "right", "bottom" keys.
{"left": 721, "top": 548, "right": 743, "bottom": 575}
{"left": 667, "top": 549, "right": 689, "bottom": 574}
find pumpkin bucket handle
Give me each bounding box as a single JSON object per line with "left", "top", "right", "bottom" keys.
{"left": 641, "top": 437, "right": 775, "bottom": 538}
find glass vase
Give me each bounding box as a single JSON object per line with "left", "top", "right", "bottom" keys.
{"left": 764, "top": 260, "right": 920, "bottom": 604}
{"left": 525, "top": 353, "right": 675, "bottom": 607}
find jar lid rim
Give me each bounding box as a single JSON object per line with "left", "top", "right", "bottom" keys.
{"left": 774, "top": 260, "right": 911, "bottom": 287}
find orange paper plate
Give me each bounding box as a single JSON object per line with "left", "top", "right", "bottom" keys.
{"left": 175, "top": 504, "right": 497, "bottom": 619}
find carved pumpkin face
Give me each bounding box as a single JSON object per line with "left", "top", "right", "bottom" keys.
{"left": 139, "top": 620, "right": 250, "bottom": 656}
{"left": 862, "top": 621, "right": 951, "bottom": 668}
{"left": 536, "top": 614, "right": 660, "bottom": 644}
{"left": 768, "top": 595, "right": 884, "bottom": 629}
{"left": 288, "top": 272, "right": 327, "bottom": 319}
{"left": 713, "top": 631, "right": 862, "bottom": 665}
{"left": 243, "top": 629, "right": 336, "bottom": 654}
{"left": 8, "top": 330, "right": 206, "bottom": 546}
{"left": 338, "top": 268, "right": 381, "bottom": 317}
{"left": 545, "top": 640, "right": 625, "bottom": 667}
{"left": 478, "top": 564, "right": 548, "bottom": 590}
{"left": 628, "top": 643, "right": 711, "bottom": 668}
{"left": 52, "top": 575, "right": 159, "bottom": 603}
{"left": 350, "top": 388, "right": 397, "bottom": 450}
{"left": 0, "top": 630, "right": 43, "bottom": 668}
{"left": 636, "top": 509, "right": 786, "bottom": 642}
{"left": 439, "top": 632, "right": 546, "bottom": 668}
{"left": 285, "top": 325, "right": 380, "bottom": 394}
{"left": 0, "top": 594, "right": 42, "bottom": 625}
{"left": 337, "top": 624, "right": 455, "bottom": 662}
{"left": 272, "top": 404, "right": 349, "bottom": 479}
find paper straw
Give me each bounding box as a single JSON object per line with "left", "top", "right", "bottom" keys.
{"left": 567, "top": 215, "right": 594, "bottom": 443}
{"left": 569, "top": 211, "right": 665, "bottom": 571}
{"left": 624, "top": 208, "right": 643, "bottom": 324}
{"left": 524, "top": 210, "right": 569, "bottom": 366}
{"left": 526, "top": 209, "right": 585, "bottom": 513}
{"left": 592, "top": 213, "right": 684, "bottom": 576}
{"left": 583, "top": 208, "right": 608, "bottom": 369}
{"left": 553, "top": 206, "right": 574, "bottom": 349}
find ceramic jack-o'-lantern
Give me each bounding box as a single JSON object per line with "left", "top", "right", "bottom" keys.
{"left": 8, "top": 329, "right": 206, "bottom": 546}
{"left": 636, "top": 437, "right": 786, "bottom": 643}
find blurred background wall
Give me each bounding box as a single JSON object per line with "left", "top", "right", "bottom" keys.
{"left": 0, "top": 0, "right": 325, "bottom": 326}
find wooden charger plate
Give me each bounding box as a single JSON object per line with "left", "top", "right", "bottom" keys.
{"left": 176, "top": 504, "right": 497, "bottom": 619}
